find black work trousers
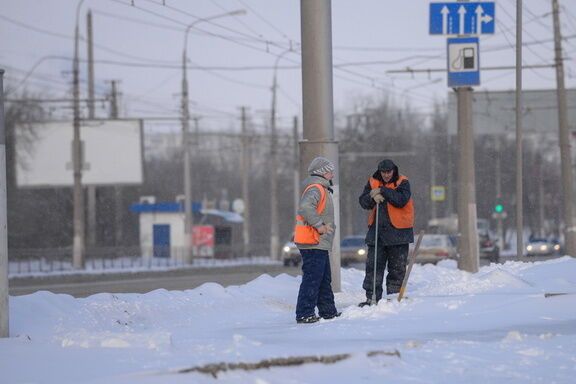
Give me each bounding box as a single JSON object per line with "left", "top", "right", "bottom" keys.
{"left": 362, "top": 243, "right": 408, "bottom": 301}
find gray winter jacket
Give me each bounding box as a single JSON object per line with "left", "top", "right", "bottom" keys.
{"left": 296, "top": 175, "right": 335, "bottom": 251}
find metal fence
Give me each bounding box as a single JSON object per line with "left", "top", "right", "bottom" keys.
{"left": 8, "top": 244, "right": 275, "bottom": 276}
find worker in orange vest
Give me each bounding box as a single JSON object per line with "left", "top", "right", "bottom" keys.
{"left": 293, "top": 156, "right": 341, "bottom": 323}
{"left": 358, "top": 159, "right": 414, "bottom": 306}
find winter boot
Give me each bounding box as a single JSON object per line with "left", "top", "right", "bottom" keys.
{"left": 296, "top": 315, "right": 321, "bottom": 324}
{"left": 358, "top": 298, "right": 377, "bottom": 307}
{"left": 322, "top": 311, "right": 342, "bottom": 320}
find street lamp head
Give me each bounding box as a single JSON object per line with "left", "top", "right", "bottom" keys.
{"left": 184, "top": 9, "right": 247, "bottom": 49}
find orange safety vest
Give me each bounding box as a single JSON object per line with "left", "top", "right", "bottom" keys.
{"left": 367, "top": 175, "right": 414, "bottom": 229}
{"left": 293, "top": 183, "right": 327, "bottom": 245}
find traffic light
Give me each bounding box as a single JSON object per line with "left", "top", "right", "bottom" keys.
{"left": 494, "top": 203, "right": 504, "bottom": 213}
{"left": 492, "top": 201, "right": 507, "bottom": 219}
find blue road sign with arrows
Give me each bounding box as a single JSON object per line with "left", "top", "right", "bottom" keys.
{"left": 430, "top": 2, "right": 495, "bottom": 35}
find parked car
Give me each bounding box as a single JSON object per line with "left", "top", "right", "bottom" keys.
{"left": 340, "top": 235, "right": 367, "bottom": 266}
{"left": 282, "top": 235, "right": 368, "bottom": 267}
{"left": 479, "top": 231, "right": 500, "bottom": 262}
{"left": 281, "top": 241, "right": 301, "bottom": 266}
{"left": 525, "top": 237, "right": 560, "bottom": 256}
{"left": 414, "top": 234, "right": 458, "bottom": 264}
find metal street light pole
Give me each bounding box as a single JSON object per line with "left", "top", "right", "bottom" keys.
{"left": 0, "top": 69, "right": 9, "bottom": 338}
{"left": 516, "top": 0, "right": 524, "bottom": 258}
{"left": 72, "top": 0, "right": 86, "bottom": 269}
{"left": 181, "top": 9, "right": 246, "bottom": 263}
{"left": 270, "top": 48, "right": 292, "bottom": 261}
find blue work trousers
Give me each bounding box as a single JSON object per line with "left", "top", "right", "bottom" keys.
{"left": 295, "top": 249, "right": 337, "bottom": 319}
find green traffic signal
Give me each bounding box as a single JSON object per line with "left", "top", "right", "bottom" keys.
{"left": 494, "top": 203, "right": 504, "bottom": 213}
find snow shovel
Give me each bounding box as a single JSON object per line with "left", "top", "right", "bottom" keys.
{"left": 397, "top": 230, "right": 425, "bottom": 302}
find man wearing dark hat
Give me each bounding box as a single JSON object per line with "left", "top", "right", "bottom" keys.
{"left": 358, "top": 159, "right": 414, "bottom": 306}
{"left": 293, "top": 156, "right": 341, "bottom": 323}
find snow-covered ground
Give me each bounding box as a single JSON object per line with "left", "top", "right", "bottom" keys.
{"left": 2, "top": 257, "right": 576, "bottom": 383}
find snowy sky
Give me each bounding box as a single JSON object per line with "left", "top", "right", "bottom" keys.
{"left": 2, "top": 257, "right": 576, "bottom": 383}
{"left": 2, "top": 0, "right": 575, "bottom": 134}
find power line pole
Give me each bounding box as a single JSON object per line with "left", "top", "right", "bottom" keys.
{"left": 181, "top": 40, "right": 193, "bottom": 264}
{"left": 300, "top": 0, "right": 341, "bottom": 291}
{"left": 293, "top": 116, "right": 300, "bottom": 219}
{"left": 552, "top": 0, "right": 576, "bottom": 256}
{"left": 87, "top": 9, "right": 95, "bottom": 119}
{"left": 0, "top": 69, "right": 9, "bottom": 338}
{"left": 179, "top": 10, "right": 246, "bottom": 263}
{"left": 447, "top": 133, "right": 454, "bottom": 216}
{"left": 87, "top": 185, "right": 97, "bottom": 248}
{"left": 109, "top": 80, "right": 119, "bottom": 119}
{"left": 430, "top": 132, "right": 437, "bottom": 220}
{"left": 240, "top": 107, "right": 251, "bottom": 256}
{"left": 538, "top": 153, "right": 545, "bottom": 237}
{"left": 516, "top": 0, "right": 524, "bottom": 259}
{"left": 72, "top": 2, "right": 85, "bottom": 269}
{"left": 111, "top": 82, "right": 123, "bottom": 247}
{"left": 270, "top": 63, "right": 280, "bottom": 261}
{"left": 495, "top": 135, "right": 505, "bottom": 251}
{"left": 86, "top": 9, "right": 97, "bottom": 250}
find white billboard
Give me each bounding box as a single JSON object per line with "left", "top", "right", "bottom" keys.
{"left": 16, "top": 120, "right": 143, "bottom": 187}
{"left": 447, "top": 89, "right": 576, "bottom": 135}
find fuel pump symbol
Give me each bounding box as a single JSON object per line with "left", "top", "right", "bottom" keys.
{"left": 450, "top": 46, "right": 476, "bottom": 70}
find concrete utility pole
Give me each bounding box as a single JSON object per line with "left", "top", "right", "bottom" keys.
{"left": 516, "top": 0, "right": 524, "bottom": 259}
{"left": 495, "top": 135, "right": 505, "bottom": 251}
{"left": 87, "top": 185, "right": 97, "bottom": 248}
{"left": 111, "top": 85, "right": 123, "bottom": 247}
{"left": 269, "top": 48, "right": 292, "bottom": 260}
{"left": 87, "top": 9, "right": 95, "bottom": 119}
{"left": 293, "top": 116, "right": 300, "bottom": 218}
{"left": 72, "top": 0, "right": 86, "bottom": 269}
{"left": 538, "top": 153, "right": 545, "bottom": 237}
{"left": 552, "top": 0, "right": 576, "bottom": 256}
{"left": 430, "top": 137, "right": 437, "bottom": 220}
{"left": 181, "top": 10, "right": 246, "bottom": 263}
{"left": 447, "top": 133, "right": 454, "bottom": 216}
{"left": 240, "top": 107, "right": 251, "bottom": 256}
{"left": 456, "top": 87, "right": 479, "bottom": 273}
{"left": 0, "top": 69, "right": 9, "bottom": 337}
{"left": 300, "top": 0, "right": 341, "bottom": 291}
{"left": 109, "top": 80, "right": 119, "bottom": 119}
{"left": 86, "top": 13, "right": 99, "bottom": 249}
{"left": 181, "top": 26, "right": 193, "bottom": 264}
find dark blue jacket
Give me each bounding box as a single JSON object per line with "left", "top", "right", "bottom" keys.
{"left": 359, "top": 171, "right": 414, "bottom": 246}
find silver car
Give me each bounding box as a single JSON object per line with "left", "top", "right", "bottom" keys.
{"left": 340, "top": 235, "right": 368, "bottom": 266}
{"left": 525, "top": 238, "right": 560, "bottom": 256}
{"left": 414, "top": 234, "right": 458, "bottom": 264}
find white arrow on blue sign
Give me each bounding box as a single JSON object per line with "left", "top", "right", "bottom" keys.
{"left": 430, "top": 2, "right": 495, "bottom": 35}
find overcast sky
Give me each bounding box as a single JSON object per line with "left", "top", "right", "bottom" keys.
{"left": 1, "top": 0, "right": 575, "bottom": 134}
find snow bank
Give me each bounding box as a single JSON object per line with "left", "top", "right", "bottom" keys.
{"left": 1, "top": 257, "right": 575, "bottom": 383}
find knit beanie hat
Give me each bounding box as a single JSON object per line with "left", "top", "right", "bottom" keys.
{"left": 307, "top": 156, "right": 335, "bottom": 175}
{"left": 378, "top": 159, "right": 396, "bottom": 172}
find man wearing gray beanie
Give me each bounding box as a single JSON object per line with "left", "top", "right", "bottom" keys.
{"left": 293, "top": 156, "right": 340, "bottom": 323}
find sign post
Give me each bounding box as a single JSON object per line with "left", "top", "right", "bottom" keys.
{"left": 429, "top": 1, "right": 495, "bottom": 273}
